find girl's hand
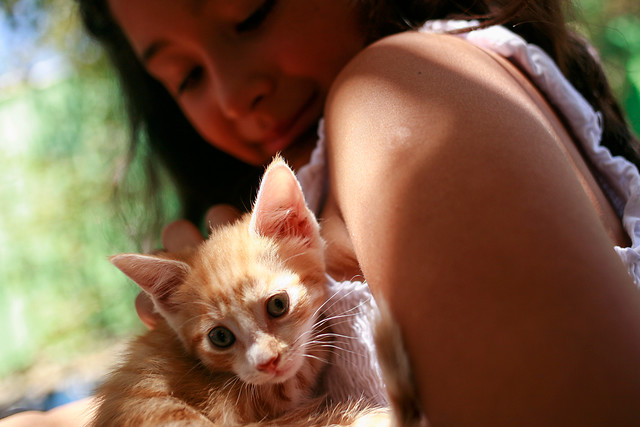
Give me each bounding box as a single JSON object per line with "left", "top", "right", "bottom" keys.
{"left": 135, "top": 204, "right": 241, "bottom": 329}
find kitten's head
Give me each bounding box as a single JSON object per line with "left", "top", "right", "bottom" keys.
{"left": 110, "top": 158, "right": 328, "bottom": 385}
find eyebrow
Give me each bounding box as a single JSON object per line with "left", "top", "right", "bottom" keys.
{"left": 141, "top": 40, "right": 169, "bottom": 65}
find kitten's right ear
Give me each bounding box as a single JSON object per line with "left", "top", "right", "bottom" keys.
{"left": 109, "top": 254, "right": 190, "bottom": 311}
{"left": 249, "top": 156, "right": 320, "bottom": 246}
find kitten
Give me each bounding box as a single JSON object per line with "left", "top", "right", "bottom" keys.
{"left": 91, "top": 158, "right": 400, "bottom": 426}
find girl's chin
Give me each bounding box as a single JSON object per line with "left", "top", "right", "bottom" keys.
{"left": 229, "top": 124, "right": 318, "bottom": 169}
{"left": 279, "top": 126, "right": 319, "bottom": 171}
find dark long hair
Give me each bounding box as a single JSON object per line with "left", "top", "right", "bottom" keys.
{"left": 78, "top": 0, "right": 263, "bottom": 227}
{"left": 77, "top": 0, "right": 639, "bottom": 228}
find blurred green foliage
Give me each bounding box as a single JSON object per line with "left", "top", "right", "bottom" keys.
{"left": 0, "top": 0, "right": 179, "bottom": 387}
{"left": 573, "top": 0, "right": 640, "bottom": 135}
{"left": 0, "top": 72, "right": 152, "bottom": 379}
{"left": 0, "top": 0, "right": 638, "bottom": 400}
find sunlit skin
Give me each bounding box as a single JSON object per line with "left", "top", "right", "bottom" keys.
{"left": 108, "top": 0, "right": 366, "bottom": 169}
{"left": 7, "top": 0, "right": 640, "bottom": 424}
{"left": 112, "top": 1, "right": 640, "bottom": 424}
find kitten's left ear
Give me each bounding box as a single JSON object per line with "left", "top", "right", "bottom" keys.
{"left": 250, "top": 157, "right": 320, "bottom": 245}
{"left": 109, "top": 253, "right": 190, "bottom": 313}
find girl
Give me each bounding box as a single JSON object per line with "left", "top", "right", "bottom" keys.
{"left": 7, "top": 0, "right": 640, "bottom": 424}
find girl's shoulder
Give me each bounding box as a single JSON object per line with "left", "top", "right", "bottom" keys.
{"left": 324, "top": 29, "right": 551, "bottom": 167}
{"left": 327, "top": 29, "right": 514, "bottom": 105}
{"left": 345, "top": 29, "right": 490, "bottom": 71}
{"left": 325, "top": 29, "right": 543, "bottom": 139}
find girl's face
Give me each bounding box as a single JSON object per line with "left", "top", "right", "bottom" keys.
{"left": 108, "top": 0, "right": 367, "bottom": 167}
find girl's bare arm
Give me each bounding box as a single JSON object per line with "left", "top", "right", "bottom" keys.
{"left": 326, "top": 31, "right": 640, "bottom": 425}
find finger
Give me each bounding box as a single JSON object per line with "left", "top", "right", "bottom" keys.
{"left": 135, "top": 292, "right": 160, "bottom": 330}
{"left": 162, "top": 219, "right": 204, "bottom": 252}
{"left": 205, "top": 204, "right": 241, "bottom": 232}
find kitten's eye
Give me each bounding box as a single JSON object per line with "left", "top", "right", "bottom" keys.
{"left": 177, "top": 66, "right": 203, "bottom": 94}
{"left": 208, "top": 326, "right": 236, "bottom": 348}
{"left": 266, "top": 291, "right": 289, "bottom": 318}
{"left": 236, "top": 0, "right": 276, "bottom": 33}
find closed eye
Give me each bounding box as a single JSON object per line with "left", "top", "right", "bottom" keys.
{"left": 177, "top": 66, "right": 204, "bottom": 94}
{"left": 235, "top": 0, "right": 276, "bottom": 33}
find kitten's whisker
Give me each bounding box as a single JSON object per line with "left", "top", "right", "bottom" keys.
{"left": 310, "top": 313, "right": 359, "bottom": 336}
{"left": 310, "top": 287, "right": 374, "bottom": 331}
{"left": 304, "top": 338, "right": 348, "bottom": 350}
{"left": 312, "top": 343, "right": 360, "bottom": 356}
{"left": 280, "top": 249, "right": 312, "bottom": 265}
{"left": 303, "top": 341, "right": 350, "bottom": 358}
{"left": 236, "top": 381, "right": 250, "bottom": 408}
{"left": 312, "top": 295, "right": 376, "bottom": 333}
{"left": 292, "top": 321, "right": 320, "bottom": 341}
{"left": 291, "top": 315, "right": 334, "bottom": 348}
{"left": 329, "top": 293, "right": 376, "bottom": 317}
{"left": 290, "top": 330, "right": 318, "bottom": 351}
{"left": 219, "top": 375, "right": 238, "bottom": 407}
{"left": 251, "top": 384, "right": 258, "bottom": 402}
{"left": 313, "top": 314, "right": 360, "bottom": 330}
{"left": 312, "top": 287, "right": 361, "bottom": 319}
{"left": 314, "top": 310, "right": 361, "bottom": 324}
{"left": 313, "top": 318, "right": 361, "bottom": 334}
{"left": 304, "top": 337, "right": 365, "bottom": 365}
{"left": 313, "top": 332, "right": 358, "bottom": 341}
{"left": 305, "top": 344, "right": 363, "bottom": 371}
{"left": 302, "top": 354, "right": 329, "bottom": 364}
{"left": 221, "top": 375, "right": 240, "bottom": 392}
{"left": 310, "top": 289, "right": 348, "bottom": 320}
{"left": 221, "top": 376, "right": 240, "bottom": 409}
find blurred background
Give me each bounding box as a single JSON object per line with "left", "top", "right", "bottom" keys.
{"left": 0, "top": 0, "right": 639, "bottom": 418}
{"left": 0, "top": 0, "right": 181, "bottom": 415}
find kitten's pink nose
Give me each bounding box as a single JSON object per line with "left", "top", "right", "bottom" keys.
{"left": 257, "top": 355, "right": 280, "bottom": 373}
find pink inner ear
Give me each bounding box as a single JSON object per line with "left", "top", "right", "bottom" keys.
{"left": 250, "top": 159, "right": 319, "bottom": 242}
{"left": 256, "top": 208, "right": 314, "bottom": 240}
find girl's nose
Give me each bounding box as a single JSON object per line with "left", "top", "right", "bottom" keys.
{"left": 210, "top": 56, "right": 275, "bottom": 120}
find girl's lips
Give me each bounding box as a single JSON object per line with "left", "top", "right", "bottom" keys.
{"left": 261, "top": 92, "right": 319, "bottom": 154}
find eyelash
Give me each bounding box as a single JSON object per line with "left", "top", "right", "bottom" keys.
{"left": 235, "top": 0, "right": 276, "bottom": 33}
{"left": 177, "top": 66, "right": 203, "bottom": 94}
{"left": 176, "top": 0, "right": 277, "bottom": 95}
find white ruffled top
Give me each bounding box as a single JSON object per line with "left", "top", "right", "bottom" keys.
{"left": 296, "top": 21, "right": 640, "bottom": 405}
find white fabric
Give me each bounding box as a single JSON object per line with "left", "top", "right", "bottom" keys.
{"left": 321, "top": 277, "right": 387, "bottom": 406}
{"left": 296, "top": 118, "right": 328, "bottom": 216}
{"left": 296, "top": 21, "right": 640, "bottom": 404}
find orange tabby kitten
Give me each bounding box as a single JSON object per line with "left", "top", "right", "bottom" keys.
{"left": 91, "top": 158, "right": 403, "bottom": 426}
